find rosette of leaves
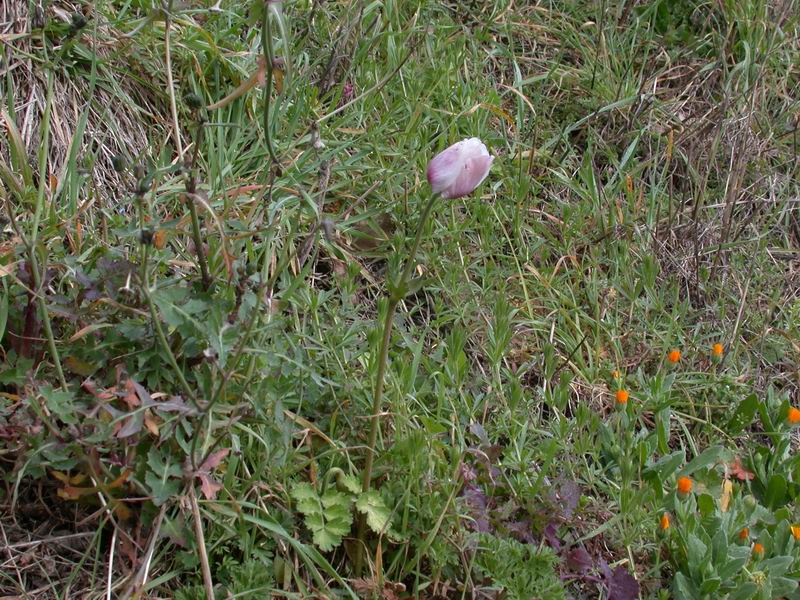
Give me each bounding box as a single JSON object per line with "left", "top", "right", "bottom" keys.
{"left": 290, "top": 469, "right": 397, "bottom": 552}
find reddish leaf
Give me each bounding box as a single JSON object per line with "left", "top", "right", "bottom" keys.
{"left": 123, "top": 379, "right": 140, "bottom": 409}
{"left": 198, "top": 473, "right": 223, "bottom": 500}
{"left": 82, "top": 379, "right": 114, "bottom": 400}
{"left": 143, "top": 411, "right": 160, "bottom": 436}
{"left": 194, "top": 449, "right": 229, "bottom": 499}
{"left": 729, "top": 456, "right": 755, "bottom": 481}
{"left": 200, "top": 448, "right": 229, "bottom": 471}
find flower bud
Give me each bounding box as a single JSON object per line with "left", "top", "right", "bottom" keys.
{"left": 426, "top": 138, "right": 493, "bottom": 199}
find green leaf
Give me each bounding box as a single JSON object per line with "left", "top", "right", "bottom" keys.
{"left": 291, "top": 484, "right": 353, "bottom": 552}
{"left": 1, "top": 110, "right": 33, "bottom": 185}
{"left": 644, "top": 450, "right": 685, "bottom": 481}
{"left": 0, "top": 280, "right": 8, "bottom": 344}
{"left": 711, "top": 528, "right": 728, "bottom": 564}
{"left": 728, "top": 582, "right": 758, "bottom": 600}
{"left": 338, "top": 474, "right": 361, "bottom": 495}
{"left": 145, "top": 447, "right": 183, "bottom": 506}
{"left": 765, "top": 474, "right": 787, "bottom": 509}
{"left": 41, "top": 385, "right": 78, "bottom": 425}
{"left": 762, "top": 555, "right": 793, "bottom": 578}
{"left": 697, "top": 493, "right": 715, "bottom": 517}
{"left": 356, "top": 490, "right": 394, "bottom": 537}
{"left": 699, "top": 577, "right": 720, "bottom": 594}
{"left": 656, "top": 407, "right": 671, "bottom": 453}
{"left": 686, "top": 533, "right": 708, "bottom": 567}
{"left": 673, "top": 572, "right": 699, "bottom": 600}
{"left": 771, "top": 576, "right": 799, "bottom": 596}
{"left": 726, "top": 394, "right": 759, "bottom": 435}
{"left": 717, "top": 555, "right": 747, "bottom": 580}
{"left": 682, "top": 445, "right": 728, "bottom": 476}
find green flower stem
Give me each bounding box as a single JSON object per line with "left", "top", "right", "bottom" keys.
{"left": 261, "top": 4, "right": 278, "bottom": 166}
{"left": 139, "top": 244, "right": 198, "bottom": 409}
{"left": 356, "top": 192, "right": 438, "bottom": 574}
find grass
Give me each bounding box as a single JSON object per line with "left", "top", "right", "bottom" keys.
{"left": 1, "top": 0, "right": 799, "bottom": 598}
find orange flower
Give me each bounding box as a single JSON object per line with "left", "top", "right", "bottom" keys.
{"left": 788, "top": 407, "right": 800, "bottom": 425}
{"left": 676, "top": 476, "right": 693, "bottom": 495}
{"left": 738, "top": 527, "right": 749, "bottom": 541}
{"left": 712, "top": 343, "right": 724, "bottom": 357}
{"left": 791, "top": 525, "right": 800, "bottom": 541}
{"left": 668, "top": 349, "right": 681, "bottom": 364}
{"left": 615, "top": 389, "right": 629, "bottom": 405}
{"left": 752, "top": 542, "right": 764, "bottom": 556}
{"left": 659, "top": 513, "right": 670, "bottom": 531}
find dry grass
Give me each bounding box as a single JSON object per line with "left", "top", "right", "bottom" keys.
{"left": 0, "top": 1, "right": 167, "bottom": 200}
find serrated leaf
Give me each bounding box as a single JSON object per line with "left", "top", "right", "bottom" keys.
{"left": 356, "top": 490, "right": 394, "bottom": 537}
{"left": 291, "top": 483, "right": 354, "bottom": 551}
{"left": 41, "top": 385, "right": 78, "bottom": 425}
{"left": 146, "top": 447, "right": 183, "bottom": 506}
{"left": 338, "top": 474, "right": 361, "bottom": 495}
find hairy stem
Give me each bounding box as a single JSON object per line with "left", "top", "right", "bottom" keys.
{"left": 356, "top": 192, "right": 438, "bottom": 574}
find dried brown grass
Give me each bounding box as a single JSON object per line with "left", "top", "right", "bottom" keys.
{"left": 0, "top": 1, "right": 168, "bottom": 200}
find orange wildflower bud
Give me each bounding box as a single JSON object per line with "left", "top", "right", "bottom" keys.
{"left": 668, "top": 349, "right": 681, "bottom": 364}
{"left": 791, "top": 525, "right": 800, "bottom": 541}
{"left": 752, "top": 542, "right": 764, "bottom": 556}
{"left": 738, "top": 527, "right": 749, "bottom": 541}
{"left": 660, "top": 513, "right": 670, "bottom": 531}
{"left": 712, "top": 343, "right": 723, "bottom": 357}
{"left": 611, "top": 369, "right": 620, "bottom": 380}
{"left": 615, "top": 389, "right": 629, "bottom": 405}
{"left": 788, "top": 407, "right": 800, "bottom": 425}
{"left": 676, "top": 476, "right": 693, "bottom": 495}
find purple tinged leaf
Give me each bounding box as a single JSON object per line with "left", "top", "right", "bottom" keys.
{"left": 566, "top": 546, "right": 593, "bottom": 575}
{"left": 131, "top": 380, "right": 152, "bottom": 406}
{"left": 156, "top": 396, "right": 198, "bottom": 415}
{"left": 474, "top": 517, "right": 492, "bottom": 533}
{"left": 543, "top": 522, "right": 561, "bottom": 552}
{"left": 603, "top": 565, "right": 640, "bottom": 600}
{"left": 459, "top": 462, "right": 478, "bottom": 483}
{"left": 116, "top": 412, "right": 143, "bottom": 438}
{"left": 556, "top": 480, "right": 580, "bottom": 518}
{"left": 462, "top": 484, "right": 488, "bottom": 510}
{"left": 505, "top": 519, "right": 535, "bottom": 543}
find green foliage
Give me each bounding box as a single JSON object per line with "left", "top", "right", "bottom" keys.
{"left": 146, "top": 446, "right": 183, "bottom": 507}
{"left": 1, "top": 0, "right": 799, "bottom": 597}
{"left": 355, "top": 490, "right": 395, "bottom": 538}
{"left": 291, "top": 482, "right": 354, "bottom": 552}
{"left": 474, "top": 534, "right": 566, "bottom": 600}
{"left": 291, "top": 475, "right": 397, "bottom": 552}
